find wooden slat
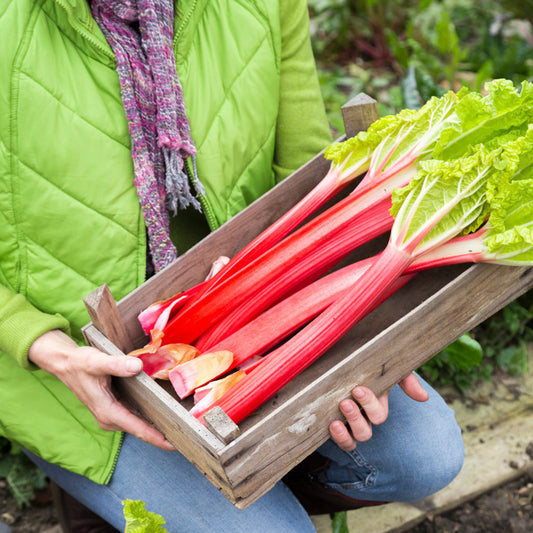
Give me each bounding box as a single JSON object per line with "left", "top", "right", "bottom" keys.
{"left": 83, "top": 325, "right": 237, "bottom": 500}
{"left": 342, "top": 93, "right": 380, "bottom": 137}
{"left": 204, "top": 407, "right": 241, "bottom": 445}
{"left": 83, "top": 284, "right": 135, "bottom": 353}
{"left": 220, "top": 264, "right": 533, "bottom": 504}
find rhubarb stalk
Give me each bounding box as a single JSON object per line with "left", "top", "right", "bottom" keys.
{"left": 163, "top": 93, "right": 462, "bottom": 345}
{"left": 204, "top": 143, "right": 520, "bottom": 423}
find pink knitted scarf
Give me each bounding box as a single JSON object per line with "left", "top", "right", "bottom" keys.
{"left": 91, "top": 0, "right": 204, "bottom": 272}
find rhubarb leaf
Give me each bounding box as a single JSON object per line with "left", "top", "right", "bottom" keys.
{"left": 366, "top": 91, "right": 460, "bottom": 176}
{"left": 324, "top": 128, "right": 383, "bottom": 175}
{"left": 483, "top": 179, "right": 533, "bottom": 264}
{"left": 325, "top": 91, "right": 460, "bottom": 186}
{"left": 390, "top": 147, "right": 503, "bottom": 254}
{"left": 434, "top": 79, "right": 533, "bottom": 160}
{"left": 123, "top": 499, "right": 167, "bottom": 533}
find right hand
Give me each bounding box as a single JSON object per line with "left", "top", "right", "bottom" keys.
{"left": 28, "top": 329, "right": 175, "bottom": 451}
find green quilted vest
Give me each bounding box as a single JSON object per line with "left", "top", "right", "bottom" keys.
{"left": 0, "top": 0, "right": 331, "bottom": 483}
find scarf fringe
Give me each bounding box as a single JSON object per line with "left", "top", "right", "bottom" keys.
{"left": 163, "top": 149, "right": 205, "bottom": 214}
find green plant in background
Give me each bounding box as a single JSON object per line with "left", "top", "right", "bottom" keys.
{"left": 419, "top": 293, "right": 533, "bottom": 393}
{"left": 500, "top": 0, "right": 533, "bottom": 26}
{"left": 310, "top": 0, "right": 533, "bottom": 133}
{"left": 331, "top": 510, "right": 349, "bottom": 533}
{"left": 123, "top": 499, "right": 168, "bottom": 533}
{"left": 0, "top": 437, "right": 47, "bottom": 508}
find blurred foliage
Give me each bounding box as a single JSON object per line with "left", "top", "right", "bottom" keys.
{"left": 309, "top": 0, "right": 533, "bottom": 392}
{"left": 0, "top": 437, "right": 47, "bottom": 509}
{"left": 309, "top": 0, "right": 533, "bottom": 134}
{"left": 331, "top": 510, "right": 349, "bottom": 533}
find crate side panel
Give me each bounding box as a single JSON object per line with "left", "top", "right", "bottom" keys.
{"left": 221, "top": 264, "right": 533, "bottom": 504}
{"left": 83, "top": 325, "right": 239, "bottom": 502}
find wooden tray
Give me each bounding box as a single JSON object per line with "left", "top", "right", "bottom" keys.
{"left": 82, "top": 94, "right": 533, "bottom": 509}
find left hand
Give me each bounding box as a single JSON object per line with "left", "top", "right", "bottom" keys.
{"left": 329, "top": 373, "right": 429, "bottom": 451}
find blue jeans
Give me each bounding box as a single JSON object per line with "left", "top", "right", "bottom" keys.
{"left": 25, "top": 377, "right": 464, "bottom": 532}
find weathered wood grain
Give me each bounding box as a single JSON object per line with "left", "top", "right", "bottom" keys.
{"left": 83, "top": 284, "right": 135, "bottom": 353}
{"left": 204, "top": 407, "right": 241, "bottom": 445}
{"left": 82, "top": 325, "right": 237, "bottom": 499}
{"left": 341, "top": 93, "right": 380, "bottom": 137}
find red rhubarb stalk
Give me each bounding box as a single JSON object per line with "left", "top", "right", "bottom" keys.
{"left": 167, "top": 94, "right": 461, "bottom": 345}
{"left": 137, "top": 281, "right": 206, "bottom": 334}
{"left": 195, "top": 198, "right": 393, "bottom": 350}
{"left": 202, "top": 148, "right": 498, "bottom": 423}
{"left": 162, "top": 164, "right": 417, "bottom": 345}
{"left": 195, "top": 246, "right": 413, "bottom": 422}
{"left": 190, "top": 371, "right": 247, "bottom": 417}
{"left": 177, "top": 256, "right": 414, "bottom": 401}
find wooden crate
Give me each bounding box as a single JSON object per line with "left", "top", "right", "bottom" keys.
{"left": 82, "top": 94, "right": 533, "bottom": 509}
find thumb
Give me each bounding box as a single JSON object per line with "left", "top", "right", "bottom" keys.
{"left": 86, "top": 350, "right": 144, "bottom": 377}
{"left": 399, "top": 373, "right": 429, "bottom": 402}
{"left": 111, "top": 355, "right": 143, "bottom": 377}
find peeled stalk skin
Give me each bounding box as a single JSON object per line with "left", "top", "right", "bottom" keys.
{"left": 137, "top": 280, "right": 207, "bottom": 334}
{"left": 198, "top": 244, "right": 414, "bottom": 424}
{"left": 195, "top": 199, "right": 393, "bottom": 351}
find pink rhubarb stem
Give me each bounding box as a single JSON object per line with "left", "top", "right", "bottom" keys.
{"left": 137, "top": 281, "right": 206, "bottom": 334}
{"left": 183, "top": 256, "right": 414, "bottom": 401}
{"left": 163, "top": 165, "right": 417, "bottom": 345}
{"left": 191, "top": 161, "right": 367, "bottom": 303}
{"left": 198, "top": 243, "right": 414, "bottom": 424}
{"left": 195, "top": 199, "right": 393, "bottom": 350}
{"left": 408, "top": 226, "right": 488, "bottom": 271}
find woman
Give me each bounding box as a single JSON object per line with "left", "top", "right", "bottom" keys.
{"left": 0, "top": 0, "right": 464, "bottom": 530}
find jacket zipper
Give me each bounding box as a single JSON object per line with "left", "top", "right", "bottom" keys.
{"left": 174, "top": 0, "right": 199, "bottom": 48}
{"left": 175, "top": 0, "right": 217, "bottom": 231}
{"left": 54, "top": 0, "right": 115, "bottom": 60}
{"left": 184, "top": 158, "right": 218, "bottom": 231}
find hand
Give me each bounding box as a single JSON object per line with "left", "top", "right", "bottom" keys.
{"left": 28, "top": 329, "right": 175, "bottom": 451}
{"left": 329, "top": 373, "right": 429, "bottom": 451}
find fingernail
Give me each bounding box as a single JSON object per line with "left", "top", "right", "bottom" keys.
{"left": 341, "top": 400, "right": 354, "bottom": 414}
{"left": 126, "top": 358, "right": 142, "bottom": 373}
{"left": 353, "top": 388, "right": 365, "bottom": 400}
{"left": 330, "top": 421, "right": 344, "bottom": 434}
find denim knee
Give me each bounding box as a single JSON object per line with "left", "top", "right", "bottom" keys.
{"left": 386, "top": 411, "right": 465, "bottom": 502}
{"left": 318, "top": 380, "right": 465, "bottom": 503}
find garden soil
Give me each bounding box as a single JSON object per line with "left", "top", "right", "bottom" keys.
{"left": 1, "top": 470, "right": 533, "bottom": 532}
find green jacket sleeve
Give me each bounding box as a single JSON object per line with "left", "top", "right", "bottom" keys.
{"left": 273, "top": 0, "right": 333, "bottom": 182}
{"left": 0, "top": 284, "right": 70, "bottom": 370}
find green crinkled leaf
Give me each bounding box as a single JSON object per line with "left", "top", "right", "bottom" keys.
{"left": 433, "top": 79, "right": 533, "bottom": 160}
{"left": 123, "top": 499, "right": 168, "bottom": 533}
{"left": 391, "top": 147, "right": 501, "bottom": 253}
{"left": 372, "top": 91, "right": 459, "bottom": 172}
{"left": 479, "top": 171, "right": 533, "bottom": 264}
{"left": 324, "top": 90, "right": 460, "bottom": 174}
{"left": 485, "top": 220, "right": 533, "bottom": 265}
{"left": 324, "top": 128, "right": 384, "bottom": 169}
